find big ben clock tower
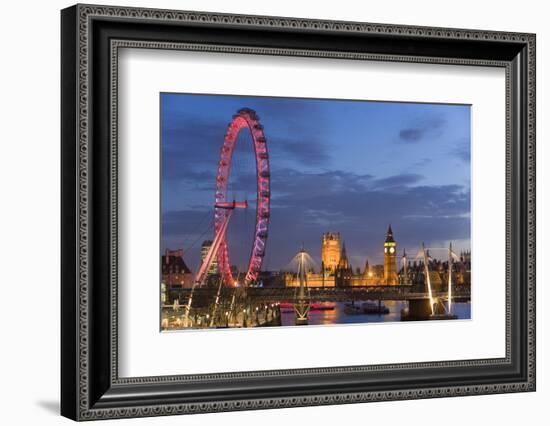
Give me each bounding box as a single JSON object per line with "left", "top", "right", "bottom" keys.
{"left": 383, "top": 225, "right": 398, "bottom": 285}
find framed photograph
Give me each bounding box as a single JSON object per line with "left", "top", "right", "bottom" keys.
{"left": 61, "top": 4, "right": 536, "bottom": 420}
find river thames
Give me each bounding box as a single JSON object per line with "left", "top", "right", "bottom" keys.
{"left": 280, "top": 301, "right": 471, "bottom": 327}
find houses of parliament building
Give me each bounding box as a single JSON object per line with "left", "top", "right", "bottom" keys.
{"left": 284, "top": 226, "right": 471, "bottom": 289}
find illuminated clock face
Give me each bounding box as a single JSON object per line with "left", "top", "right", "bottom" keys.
{"left": 389, "top": 247, "right": 395, "bottom": 254}
{"left": 384, "top": 247, "right": 388, "bottom": 253}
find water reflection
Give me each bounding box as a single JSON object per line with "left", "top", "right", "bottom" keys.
{"left": 280, "top": 301, "right": 471, "bottom": 327}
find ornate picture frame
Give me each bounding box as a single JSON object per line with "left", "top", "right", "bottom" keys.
{"left": 61, "top": 4, "right": 535, "bottom": 420}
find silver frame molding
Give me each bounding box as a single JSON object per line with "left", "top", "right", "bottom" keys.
{"left": 61, "top": 3, "right": 536, "bottom": 421}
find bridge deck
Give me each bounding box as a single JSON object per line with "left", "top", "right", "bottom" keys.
{"left": 169, "top": 285, "right": 471, "bottom": 303}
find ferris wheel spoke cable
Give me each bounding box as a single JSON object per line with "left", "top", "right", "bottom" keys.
{"left": 182, "top": 219, "right": 215, "bottom": 258}
{"left": 178, "top": 208, "right": 212, "bottom": 249}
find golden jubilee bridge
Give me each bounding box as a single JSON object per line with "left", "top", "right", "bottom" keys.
{"left": 165, "top": 282, "right": 471, "bottom": 329}
{"left": 170, "top": 285, "right": 471, "bottom": 304}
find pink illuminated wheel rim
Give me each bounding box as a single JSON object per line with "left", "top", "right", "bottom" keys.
{"left": 215, "top": 108, "right": 270, "bottom": 286}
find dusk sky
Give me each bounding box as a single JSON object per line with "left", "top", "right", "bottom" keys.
{"left": 161, "top": 93, "right": 471, "bottom": 274}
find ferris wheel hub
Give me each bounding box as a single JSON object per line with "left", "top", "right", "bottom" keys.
{"left": 215, "top": 200, "right": 248, "bottom": 210}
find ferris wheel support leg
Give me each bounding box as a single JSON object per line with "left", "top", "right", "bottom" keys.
{"left": 184, "top": 211, "right": 233, "bottom": 328}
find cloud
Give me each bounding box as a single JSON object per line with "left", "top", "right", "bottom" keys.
{"left": 452, "top": 138, "right": 471, "bottom": 163}
{"left": 371, "top": 173, "right": 424, "bottom": 189}
{"left": 413, "top": 158, "right": 433, "bottom": 168}
{"left": 399, "top": 129, "right": 423, "bottom": 142}
{"left": 268, "top": 169, "right": 469, "bottom": 262}
{"left": 397, "top": 116, "right": 446, "bottom": 144}
{"left": 163, "top": 167, "right": 471, "bottom": 270}
{"left": 249, "top": 97, "right": 323, "bottom": 121}
{"left": 162, "top": 116, "right": 331, "bottom": 186}
{"left": 271, "top": 137, "right": 330, "bottom": 166}
{"left": 269, "top": 169, "right": 373, "bottom": 204}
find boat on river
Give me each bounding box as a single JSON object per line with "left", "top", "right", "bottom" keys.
{"left": 362, "top": 301, "right": 390, "bottom": 315}
{"left": 344, "top": 302, "right": 362, "bottom": 315}
{"left": 280, "top": 302, "right": 335, "bottom": 313}
{"left": 345, "top": 301, "right": 390, "bottom": 315}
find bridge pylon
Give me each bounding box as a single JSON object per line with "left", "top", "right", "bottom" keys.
{"left": 294, "top": 247, "right": 311, "bottom": 325}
